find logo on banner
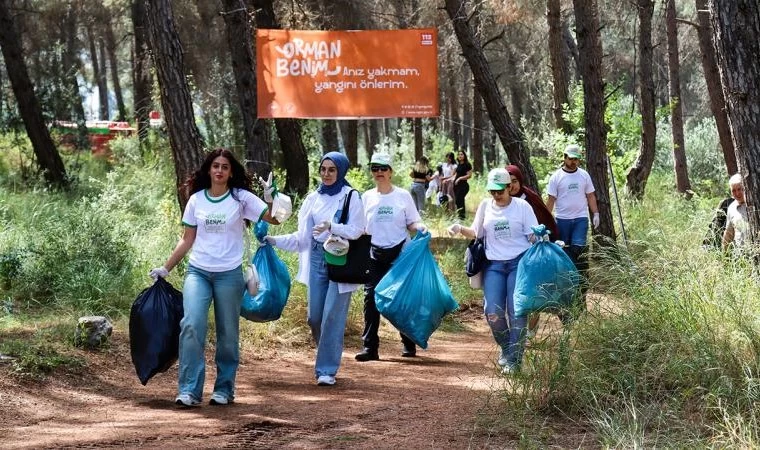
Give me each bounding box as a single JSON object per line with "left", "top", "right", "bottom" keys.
{"left": 420, "top": 33, "right": 433, "bottom": 46}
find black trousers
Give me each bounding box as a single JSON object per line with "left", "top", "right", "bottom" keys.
{"left": 361, "top": 241, "right": 416, "bottom": 352}
{"left": 453, "top": 181, "right": 469, "bottom": 219}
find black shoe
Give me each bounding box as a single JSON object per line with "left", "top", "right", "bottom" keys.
{"left": 401, "top": 347, "right": 416, "bottom": 358}
{"left": 355, "top": 348, "right": 379, "bottom": 361}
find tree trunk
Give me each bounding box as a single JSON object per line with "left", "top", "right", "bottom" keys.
{"left": 447, "top": 67, "right": 461, "bottom": 152}
{"left": 444, "top": 0, "right": 539, "bottom": 191}
{"left": 254, "top": 0, "right": 308, "bottom": 195}
{"left": 104, "top": 18, "right": 126, "bottom": 121}
{"left": 547, "top": 0, "right": 572, "bottom": 133}
{"left": 145, "top": 0, "right": 206, "bottom": 210}
{"left": 220, "top": 0, "right": 270, "bottom": 178}
{"left": 573, "top": 0, "right": 614, "bottom": 240}
{"left": 625, "top": 0, "right": 656, "bottom": 201}
{"left": 666, "top": 0, "right": 691, "bottom": 195}
{"left": 132, "top": 0, "right": 152, "bottom": 143}
{"left": 472, "top": 81, "right": 484, "bottom": 173}
{"left": 87, "top": 25, "right": 107, "bottom": 120}
{"left": 98, "top": 37, "right": 109, "bottom": 119}
{"left": 563, "top": 20, "right": 580, "bottom": 82}
{"left": 414, "top": 118, "right": 423, "bottom": 161}
{"left": 0, "top": 0, "right": 68, "bottom": 188}
{"left": 322, "top": 120, "right": 339, "bottom": 155}
{"left": 340, "top": 120, "right": 358, "bottom": 167}
{"left": 63, "top": 3, "right": 88, "bottom": 149}
{"left": 710, "top": 0, "right": 760, "bottom": 255}
{"left": 461, "top": 74, "right": 471, "bottom": 152}
{"left": 368, "top": 120, "right": 380, "bottom": 154}
{"left": 697, "top": 0, "right": 737, "bottom": 175}
{"left": 362, "top": 120, "right": 371, "bottom": 161}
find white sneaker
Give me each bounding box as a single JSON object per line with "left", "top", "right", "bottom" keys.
{"left": 175, "top": 393, "right": 200, "bottom": 407}
{"left": 497, "top": 351, "right": 509, "bottom": 368}
{"left": 209, "top": 392, "right": 231, "bottom": 405}
{"left": 502, "top": 364, "right": 519, "bottom": 375}
{"left": 317, "top": 375, "right": 336, "bottom": 386}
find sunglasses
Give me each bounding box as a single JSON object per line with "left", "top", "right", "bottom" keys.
{"left": 370, "top": 166, "right": 390, "bottom": 172}
{"left": 489, "top": 189, "right": 506, "bottom": 195}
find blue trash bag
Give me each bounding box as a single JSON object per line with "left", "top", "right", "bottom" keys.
{"left": 129, "top": 278, "right": 184, "bottom": 386}
{"left": 241, "top": 221, "right": 291, "bottom": 322}
{"left": 375, "top": 232, "right": 459, "bottom": 349}
{"left": 514, "top": 225, "right": 580, "bottom": 317}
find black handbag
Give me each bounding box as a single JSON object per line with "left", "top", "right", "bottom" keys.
{"left": 326, "top": 190, "right": 372, "bottom": 284}
{"left": 465, "top": 237, "right": 486, "bottom": 277}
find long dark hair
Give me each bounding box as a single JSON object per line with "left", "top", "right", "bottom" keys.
{"left": 446, "top": 152, "right": 455, "bottom": 163}
{"left": 185, "top": 148, "right": 254, "bottom": 201}
{"left": 457, "top": 150, "right": 469, "bottom": 164}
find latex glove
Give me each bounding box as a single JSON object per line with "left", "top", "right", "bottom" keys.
{"left": 415, "top": 223, "right": 428, "bottom": 235}
{"left": 592, "top": 212, "right": 601, "bottom": 229}
{"left": 149, "top": 266, "right": 169, "bottom": 281}
{"left": 258, "top": 172, "right": 277, "bottom": 203}
{"left": 312, "top": 220, "right": 331, "bottom": 237}
{"left": 447, "top": 224, "right": 461, "bottom": 236}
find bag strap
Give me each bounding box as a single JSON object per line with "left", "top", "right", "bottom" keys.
{"left": 338, "top": 189, "right": 357, "bottom": 225}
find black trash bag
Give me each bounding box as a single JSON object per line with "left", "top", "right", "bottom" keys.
{"left": 129, "top": 278, "right": 184, "bottom": 385}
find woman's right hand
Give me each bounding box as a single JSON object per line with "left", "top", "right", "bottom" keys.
{"left": 263, "top": 236, "right": 277, "bottom": 246}
{"left": 447, "top": 224, "right": 462, "bottom": 236}
{"left": 149, "top": 267, "right": 169, "bottom": 280}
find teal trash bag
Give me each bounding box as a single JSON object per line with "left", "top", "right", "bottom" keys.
{"left": 514, "top": 225, "right": 580, "bottom": 317}
{"left": 241, "top": 221, "right": 291, "bottom": 322}
{"left": 375, "top": 231, "right": 459, "bottom": 349}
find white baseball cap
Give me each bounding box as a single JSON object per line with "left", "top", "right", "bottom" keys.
{"left": 323, "top": 234, "right": 350, "bottom": 265}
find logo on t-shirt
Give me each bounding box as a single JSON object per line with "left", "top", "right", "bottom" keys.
{"left": 205, "top": 212, "right": 227, "bottom": 233}
{"left": 567, "top": 182, "right": 580, "bottom": 194}
{"left": 493, "top": 220, "right": 512, "bottom": 239}
{"left": 376, "top": 205, "right": 394, "bottom": 223}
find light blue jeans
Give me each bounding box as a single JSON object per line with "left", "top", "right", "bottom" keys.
{"left": 482, "top": 254, "right": 527, "bottom": 368}
{"left": 410, "top": 181, "right": 427, "bottom": 212}
{"left": 309, "top": 240, "right": 352, "bottom": 378}
{"left": 178, "top": 265, "right": 243, "bottom": 402}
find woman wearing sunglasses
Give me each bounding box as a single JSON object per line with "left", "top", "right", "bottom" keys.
{"left": 266, "top": 152, "right": 366, "bottom": 386}
{"left": 356, "top": 152, "right": 428, "bottom": 362}
{"left": 447, "top": 168, "right": 537, "bottom": 374}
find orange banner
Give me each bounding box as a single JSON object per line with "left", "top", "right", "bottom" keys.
{"left": 256, "top": 29, "right": 439, "bottom": 119}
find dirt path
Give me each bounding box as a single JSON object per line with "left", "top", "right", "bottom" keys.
{"left": 0, "top": 308, "right": 535, "bottom": 449}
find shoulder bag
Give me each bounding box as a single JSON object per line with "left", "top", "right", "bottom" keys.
{"left": 326, "top": 190, "right": 372, "bottom": 284}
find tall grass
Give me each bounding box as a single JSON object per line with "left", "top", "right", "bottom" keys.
{"left": 505, "top": 174, "right": 760, "bottom": 447}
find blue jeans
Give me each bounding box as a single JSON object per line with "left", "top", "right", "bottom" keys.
{"left": 410, "top": 182, "right": 426, "bottom": 212}
{"left": 178, "top": 265, "right": 243, "bottom": 402}
{"left": 482, "top": 254, "right": 526, "bottom": 367}
{"left": 309, "top": 240, "right": 352, "bottom": 378}
{"left": 556, "top": 217, "right": 589, "bottom": 246}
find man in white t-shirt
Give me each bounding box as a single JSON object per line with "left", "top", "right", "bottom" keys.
{"left": 546, "top": 144, "right": 599, "bottom": 310}
{"left": 722, "top": 173, "right": 749, "bottom": 256}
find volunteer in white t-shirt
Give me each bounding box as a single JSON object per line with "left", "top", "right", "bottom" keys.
{"left": 355, "top": 152, "right": 428, "bottom": 362}
{"left": 447, "top": 168, "right": 538, "bottom": 374}
{"left": 150, "top": 148, "right": 285, "bottom": 407}
{"left": 266, "top": 152, "right": 366, "bottom": 387}
{"left": 545, "top": 144, "right": 599, "bottom": 311}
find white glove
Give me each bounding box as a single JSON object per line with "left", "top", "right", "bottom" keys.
{"left": 592, "top": 212, "right": 600, "bottom": 229}
{"left": 258, "top": 172, "right": 277, "bottom": 203}
{"left": 312, "top": 220, "right": 331, "bottom": 237}
{"left": 415, "top": 223, "right": 428, "bottom": 235}
{"left": 447, "top": 224, "right": 461, "bottom": 236}
{"left": 149, "top": 266, "right": 169, "bottom": 281}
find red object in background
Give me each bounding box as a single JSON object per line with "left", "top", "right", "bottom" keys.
{"left": 51, "top": 120, "right": 136, "bottom": 155}
{"left": 149, "top": 111, "right": 160, "bottom": 120}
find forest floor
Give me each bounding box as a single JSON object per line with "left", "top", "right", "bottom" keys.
{"left": 0, "top": 306, "right": 593, "bottom": 449}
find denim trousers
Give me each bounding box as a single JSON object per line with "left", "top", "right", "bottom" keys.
{"left": 178, "top": 264, "right": 243, "bottom": 402}
{"left": 309, "top": 240, "right": 352, "bottom": 378}
{"left": 556, "top": 217, "right": 589, "bottom": 247}
{"left": 482, "top": 254, "right": 526, "bottom": 367}
{"left": 410, "top": 182, "right": 427, "bottom": 212}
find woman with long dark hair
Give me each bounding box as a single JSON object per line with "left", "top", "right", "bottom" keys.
{"left": 453, "top": 150, "right": 472, "bottom": 219}
{"left": 150, "top": 148, "right": 283, "bottom": 407}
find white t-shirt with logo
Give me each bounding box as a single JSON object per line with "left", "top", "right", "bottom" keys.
{"left": 182, "top": 188, "right": 267, "bottom": 272}
{"left": 442, "top": 162, "right": 457, "bottom": 178}
{"left": 471, "top": 197, "right": 537, "bottom": 261}
{"left": 364, "top": 186, "right": 422, "bottom": 248}
{"left": 546, "top": 167, "right": 596, "bottom": 219}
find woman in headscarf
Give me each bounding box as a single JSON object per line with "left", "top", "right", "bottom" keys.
{"left": 266, "top": 152, "right": 366, "bottom": 386}
{"left": 506, "top": 164, "right": 560, "bottom": 339}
